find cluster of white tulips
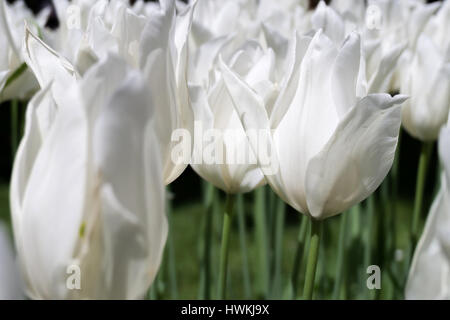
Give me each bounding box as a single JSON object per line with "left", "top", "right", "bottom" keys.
{"left": 0, "top": 0, "right": 449, "bottom": 300}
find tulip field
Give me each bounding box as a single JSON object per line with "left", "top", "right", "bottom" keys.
{"left": 0, "top": 0, "right": 449, "bottom": 301}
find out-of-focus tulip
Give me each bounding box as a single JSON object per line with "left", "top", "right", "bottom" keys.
{"left": 0, "top": 0, "right": 48, "bottom": 101}
{"left": 406, "top": 118, "right": 450, "bottom": 299}
{"left": 221, "top": 30, "right": 407, "bottom": 219}
{"left": 10, "top": 29, "right": 167, "bottom": 299}
{"left": 0, "top": 222, "right": 23, "bottom": 300}
{"left": 330, "top": 0, "right": 366, "bottom": 24}
{"left": 401, "top": 2, "right": 450, "bottom": 141}
{"left": 139, "top": 0, "right": 194, "bottom": 184}
{"left": 49, "top": 0, "right": 195, "bottom": 185}
{"left": 188, "top": 36, "right": 274, "bottom": 193}
{"left": 311, "top": 1, "right": 408, "bottom": 94}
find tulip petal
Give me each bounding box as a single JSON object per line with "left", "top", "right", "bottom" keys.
{"left": 139, "top": 0, "right": 174, "bottom": 69}
{"left": 20, "top": 85, "right": 87, "bottom": 299}
{"left": 270, "top": 33, "right": 312, "bottom": 128}
{"left": 408, "top": 2, "right": 440, "bottom": 48}
{"left": 440, "top": 124, "right": 450, "bottom": 188}
{"left": 311, "top": 1, "right": 345, "bottom": 46}
{"left": 273, "top": 30, "right": 338, "bottom": 214}
{"left": 143, "top": 48, "right": 185, "bottom": 184}
{"left": 368, "top": 41, "right": 406, "bottom": 93}
{"left": 80, "top": 54, "right": 129, "bottom": 124}
{"left": 305, "top": 94, "right": 406, "bottom": 219}
{"left": 23, "top": 27, "right": 78, "bottom": 107}
{"left": 220, "top": 58, "right": 287, "bottom": 200}
{"left": 402, "top": 35, "right": 449, "bottom": 141}
{"left": 10, "top": 84, "right": 53, "bottom": 246}
{"left": 406, "top": 176, "right": 450, "bottom": 299}
{"left": 93, "top": 72, "right": 167, "bottom": 299}
{"left": 189, "top": 84, "right": 230, "bottom": 192}
{"left": 331, "top": 32, "right": 361, "bottom": 118}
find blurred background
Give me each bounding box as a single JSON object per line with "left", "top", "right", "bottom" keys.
{"left": 0, "top": 0, "right": 444, "bottom": 299}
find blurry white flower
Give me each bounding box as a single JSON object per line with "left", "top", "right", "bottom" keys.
{"left": 0, "top": 222, "right": 23, "bottom": 300}
{"left": 368, "top": 0, "right": 440, "bottom": 92}
{"left": 330, "top": 0, "right": 366, "bottom": 24}
{"left": 49, "top": 0, "right": 195, "bottom": 185}
{"left": 139, "top": 0, "right": 195, "bottom": 184}
{"left": 221, "top": 30, "right": 407, "bottom": 219}
{"left": 256, "top": 0, "right": 311, "bottom": 39}
{"left": 401, "top": 2, "right": 450, "bottom": 141}
{"left": 311, "top": 1, "right": 408, "bottom": 94}
{"left": 406, "top": 118, "right": 450, "bottom": 299}
{"left": 188, "top": 37, "right": 275, "bottom": 193}
{"left": 10, "top": 29, "right": 167, "bottom": 299}
{"left": 0, "top": 0, "right": 48, "bottom": 101}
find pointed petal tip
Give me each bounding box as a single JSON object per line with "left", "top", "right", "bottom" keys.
{"left": 392, "top": 94, "right": 409, "bottom": 105}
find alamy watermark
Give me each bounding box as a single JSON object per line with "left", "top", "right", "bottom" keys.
{"left": 171, "top": 121, "right": 280, "bottom": 175}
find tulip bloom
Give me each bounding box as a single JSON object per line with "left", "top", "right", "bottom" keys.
{"left": 10, "top": 29, "right": 167, "bottom": 299}
{"left": 221, "top": 30, "right": 406, "bottom": 220}
{"left": 0, "top": 0, "right": 48, "bottom": 100}
{"left": 406, "top": 119, "right": 450, "bottom": 299}
{"left": 401, "top": 1, "right": 450, "bottom": 141}
{"left": 188, "top": 34, "right": 276, "bottom": 194}
{"left": 311, "top": 1, "right": 409, "bottom": 94}
{"left": 51, "top": 0, "right": 195, "bottom": 185}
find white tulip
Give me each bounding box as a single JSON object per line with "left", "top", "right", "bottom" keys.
{"left": 188, "top": 37, "right": 276, "bottom": 193}
{"left": 187, "top": 1, "right": 311, "bottom": 193}
{"left": 330, "top": 0, "right": 366, "bottom": 24}
{"left": 10, "top": 29, "right": 167, "bottom": 299}
{"left": 221, "top": 30, "right": 407, "bottom": 219}
{"left": 400, "top": 1, "right": 450, "bottom": 142}
{"left": 49, "top": 0, "right": 195, "bottom": 185}
{"left": 406, "top": 119, "right": 450, "bottom": 299}
{"left": 139, "top": 0, "right": 195, "bottom": 184}
{"left": 0, "top": 222, "right": 23, "bottom": 300}
{"left": 311, "top": 1, "right": 409, "bottom": 94}
{"left": 0, "top": 0, "right": 48, "bottom": 101}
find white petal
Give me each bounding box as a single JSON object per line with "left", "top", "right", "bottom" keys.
{"left": 305, "top": 94, "right": 406, "bottom": 219}
{"left": 331, "top": 32, "right": 361, "bottom": 118}
{"left": 270, "top": 33, "right": 312, "bottom": 128}
{"left": 93, "top": 72, "right": 167, "bottom": 299}
{"left": 406, "top": 175, "right": 450, "bottom": 299}
{"left": 22, "top": 27, "right": 78, "bottom": 107}
{"left": 368, "top": 42, "right": 406, "bottom": 93}
{"left": 440, "top": 123, "right": 450, "bottom": 188}
{"left": 20, "top": 86, "right": 87, "bottom": 299}
{"left": 220, "top": 59, "right": 285, "bottom": 199}
{"left": 273, "top": 30, "right": 338, "bottom": 214}
{"left": 311, "top": 1, "right": 345, "bottom": 46}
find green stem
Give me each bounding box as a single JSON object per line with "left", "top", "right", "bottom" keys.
{"left": 411, "top": 142, "right": 433, "bottom": 245}
{"left": 201, "top": 183, "right": 214, "bottom": 299}
{"left": 303, "top": 218, "right": 323, "bottom": 300}
{"left": 271, "top": 198, "right": 285, "bottom": 298}
{"left": 166, "top": 188, "right": 178, "bottom": 299}
{"left": 236, "top": 193, "right": 252, "bottom": 299}
{"left": 332, "top": 212, "right": 349, "bottom": 299}
{"left": 291, "top": 214, "right": 308, "bottom": 299}
{"left": 217, "top": 193, "right": 236, "bottom": 299}
{"left": 254, "top": 187, "right": 269, "bottom": 298}
{"left": 364, "top": 196, "right": 375, "bottom": 299}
